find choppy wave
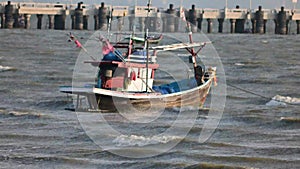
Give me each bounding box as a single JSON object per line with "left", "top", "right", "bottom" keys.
{"left": 185, "top": 163, "right": 257, "bottom": 169}
{"left": 280, "top": 117, "right": 300, "bottom": 123}
{"left": 0, "top": 110, "right": 43, "bottom": 119}
{"left": 266, "top": 95, "right": 300, "bottom": 106}
{"left": 36, "top": 100, "right": 71, "bottom": 109}
{"left": 113, "top": 134, "right": 181, "bottom": 147}
{"left": 0, "top": 65, "right": 16, "bottom": 72}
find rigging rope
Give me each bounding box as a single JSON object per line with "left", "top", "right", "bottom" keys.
{"left": 227, "top": 83, "right": 299, "bottom": 106}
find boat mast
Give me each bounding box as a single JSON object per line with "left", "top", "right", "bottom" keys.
{"left": 145, "top": 0, "right": 152, "bottom": 93}
{"left": 108, "top": 7, "right": 113, "bottom": 39}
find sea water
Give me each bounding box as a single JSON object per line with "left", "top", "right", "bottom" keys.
{"left": 0, "top": 29, "right": 299, "bottom": 169}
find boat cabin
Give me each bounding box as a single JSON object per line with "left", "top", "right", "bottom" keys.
{"left": 86, "top": 46, "right": 159, "bottom": 93}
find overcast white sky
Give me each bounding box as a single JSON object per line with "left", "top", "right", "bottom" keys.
{"left": 3, "top": 0, "right": 300, "bottom": 9}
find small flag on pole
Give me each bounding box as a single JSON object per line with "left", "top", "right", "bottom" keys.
{"left": 69, "top": 33, "right": 82, "bottom": 48}
{"left": 74, "top": 40, "right": 82, "bottom": 48}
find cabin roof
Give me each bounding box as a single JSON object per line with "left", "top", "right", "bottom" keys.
{"left": 84, "top": 61, "right": 159, "bottom": 69}
{"left": 151, "top": 42, "right": 208, "bottom": 51}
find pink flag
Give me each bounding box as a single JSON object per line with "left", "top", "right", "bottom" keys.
{"left": 74, "top": 40, "right": 82, "bottom": 48}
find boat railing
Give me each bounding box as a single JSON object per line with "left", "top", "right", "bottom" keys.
{"left": 125, "top": 55, "right": 157, "bottom": 63}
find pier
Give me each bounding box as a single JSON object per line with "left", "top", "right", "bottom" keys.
{"left": 0, "top": 1, "right": 300, "bottom": 34}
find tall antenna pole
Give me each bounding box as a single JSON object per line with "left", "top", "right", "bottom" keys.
{"left": 292, "top": 0, "right": 297, "bottom": 12}
{"left": 145, "top": 0, "right": 151, "bottom": 92}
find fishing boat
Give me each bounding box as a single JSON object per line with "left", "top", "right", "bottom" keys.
{"left": 60, "top": 30, "right": 217, "bottom": 112}
{"left": 60, "top": 1, "right": 216, "bottom": 112}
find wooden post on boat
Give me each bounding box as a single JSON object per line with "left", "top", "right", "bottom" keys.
{"left": 187, "top": 23, "right": 197, "bottom": 68}
{"left": 186, "top": 22, "right": 205, "bottom": 86}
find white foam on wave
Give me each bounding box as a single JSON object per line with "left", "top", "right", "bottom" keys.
{"left": 7, "top": 111, "right": 42, "bottom": 117}
{"left": 0, "top": 65, "right": 15, "bottom": 72}
{"left": 113, "top": 134, "right": 181, "bottom": 147}
{"left": 266, "top": 100, "right": 287, "bottom": 107}
{"left": 234, "top": 63, "right": 245, "bottom": 66}
{"left": 266, "top": 95, "right": 300, "bottom": 106}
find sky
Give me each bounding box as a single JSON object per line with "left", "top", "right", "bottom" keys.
{"left": 2, "top": 0, "right": 299, "bottom": 9}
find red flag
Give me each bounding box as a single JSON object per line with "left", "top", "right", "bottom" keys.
{"left": 74, "top": 40, "right": 82, "bottom": 48}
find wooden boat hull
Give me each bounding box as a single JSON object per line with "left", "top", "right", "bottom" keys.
{"left": 60, "top": 79, "right": 213, "bottom": 112}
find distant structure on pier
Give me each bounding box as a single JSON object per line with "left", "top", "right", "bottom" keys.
{"left": 0, "top": 1, "right": 300, "bottom": 34}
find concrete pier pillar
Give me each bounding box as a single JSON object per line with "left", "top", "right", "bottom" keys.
{"left": 54, "top": 15, "right": 66, "bottom": 30}
{"left": 94, "top": 15, "right": 99, "bottom": 30}
{"left": 197, "top": 18, "right": 202, "bottom": 32}
{"left": 37, "top": 14, "right": 43, "bottom": 29}
{"left": 117, "top": 16, "right": 124, "bottom": 31}
{"left": 207, "top": 19, "right": 213, "bottom": 33}
{"left": 218, "top": 19, "right": 224, "bottom": 33}
{"left": 75, "top": 2, "right": 83, "bottom": 30}
{"left": 230, "top": 19, "right": 236, "bottom": 33}
{"left": 83, "top": 15, "right": 89, "bottom": 30}
{"left": 166, "top": 4, "right": 176, "bottom": 32}
{"left": 13, "top": 14, "right": 20, "bottom": 28}
{"left": 175, "top": 12, "right": 180, "bottom": 32}
{"left": 150, "top": 17, "right": 157, "bottom": 32}
{"left": 235, "top": 19, "right": 245, "bottom": 33}
{"left": 162, "top": 17, "right": 167, "bottom": 32}
{"left": 24, "top": 14, "right": 31, "bottom": 29}
{"left": 129, "top": 16, "right": 135, "bottom": 31}
{"left": 144, "top": 17, "right": 157, "bottom": 32}
{"left": 4, "top": 1, "right": 14, "bottom": 29}
{"left": 139, "top": 17, "right": 145, "bottom": 32}
{"left": 255, "top": 6, "right": 264, "bottom": 34}
{"left": 71, "top": 15, "right": 75, "bottom": 29}
{"left": 274, "top": 19, "right": 278, "bottom": 34}
{"left": 98, "top": 2, "right": 108, "bottom": 31}
{"left": 144, "top": 16, "right": 150, "bottom": 31}
{"left": 188, "top": 5, "right": 198, "bottom": 33}
{"left": 286, "top": 20, "right": 289, "bottom": 34}
{"left": 297, "top": 20, "right": 300, "bottom": 34}
{"left": 276, "top": 7, "right": 287, "bottom": 34}
{"left": 48, "top": 15, "right": 54, "bottom": 29}
{"left": 0, "top": 13, "right": 5, "bottom": 29}
{"left": 251, "top": 19, "right": 256, "bottom": 33}
{"left": 263, "top": 20, "right": 267, "bottom": 34}
{"left": 234, "top": 6, "right": 245, "bottom": 33}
